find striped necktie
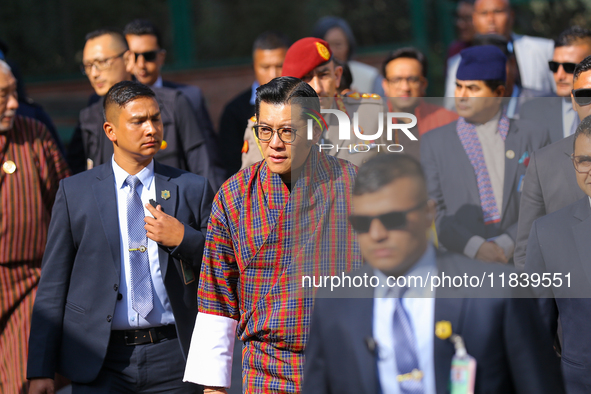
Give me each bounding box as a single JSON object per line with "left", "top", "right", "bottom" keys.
{"left": 125, "top": 175, "right": 153, "bottom": 319}
{"left": 393, "top": 289, "right": 424, "bottom": 394}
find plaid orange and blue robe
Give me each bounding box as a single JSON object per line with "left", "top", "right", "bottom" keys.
{"left": 198, "top": 148, "right": 361, "bottom": 393}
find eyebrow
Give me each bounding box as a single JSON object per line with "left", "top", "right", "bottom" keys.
{"left": 129, "top": 111, "right": 161, "bottom": 120}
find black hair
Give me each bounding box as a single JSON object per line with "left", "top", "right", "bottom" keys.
{"left": 573, "top": 115, "right": 591, "bottom": 152}
{"left": 483, "top": 79, "right": 505, "bottom": 92}
{"left": 573, "top": 55, "right": 591, "bottom": 81}
{"left": 252, "top": 31, "right": 291, "bottom": 54}
{"left": 85, "top": 27, "right": 129, "bottom": 50}
{"left": 123, "top": 19, "right": 163, "bottom": 48}
{"left": 255, "top": 76, "right": 320, "bottom": 123}
{"left": 103, "top": 80, "right": 156, "bottom": 122}
{"left": 313, "top": 16, "right": 356, "bottom": 60}
{"left": 382, "top": 47, "right": 428, "bottom": 78}
{"left": 555, "top": 26, "right": 591, "bottom": 48}
{"left": 353, "top": 154, "right": 426, "bottom": 196}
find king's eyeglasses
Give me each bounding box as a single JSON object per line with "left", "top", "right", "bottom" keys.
{"left": 253, "top": 125, "right": 297, "bottom": 143}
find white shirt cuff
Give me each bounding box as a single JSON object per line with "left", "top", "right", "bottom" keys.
{"left": 493, "top": 233, "right": 515, "bottom": 260}
{"left": 463, "top": 235, "right": 486, "bottom": 259}
{"left": 183, "top": 312, "right": 238, "bottom": 388}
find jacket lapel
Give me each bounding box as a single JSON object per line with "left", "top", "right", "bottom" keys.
{"left": 92, "top": 161, "right": 121, "bottom": 275}
{"left": 433, "top": 253, "right": 467, "bottom": 393}
{"left": 153, "top": 162, "right": 179, "bottom": 279}
{"left": 501, "top": 121, "right": 520, "bottom": 219}
{"left": 571, "top": 197, "right": 591, "bottom": 287}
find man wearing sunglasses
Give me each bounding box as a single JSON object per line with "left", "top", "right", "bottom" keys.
{"left": 514, "top": 54, "right": 591, "bottom": 270}
{"left": 123, "top": 19, "right": 218, "bottom": 174}
{"left": 421, "top": 45, "right": 549, "bottom": 264}
{"left": 67, "top": 28, "right": 222, "bottom": 191}
{"left": 525, "top": 115, "right": 591, "bottom": 393}
{"left": 183, "top": 76, "right": 360, "bottom": 393}
{"left": 520, "top": 26, "right": 591, "bottom": 143}
{"left": 304, "top": 154, "right": 564, "bottom": 394}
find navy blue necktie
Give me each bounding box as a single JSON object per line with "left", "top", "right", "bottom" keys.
{"left": 125, "top": 175, "right": 153, "bottom": 319}
{"left": 393, "top": 288, "right": 424, "bottom": 394}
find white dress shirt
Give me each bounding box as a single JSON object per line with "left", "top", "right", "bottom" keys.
{"left": 373, "top": 245, "right": 437, "bottom": 394}
{"left": 111, "top": 157, "right": 175, "bottom": 330}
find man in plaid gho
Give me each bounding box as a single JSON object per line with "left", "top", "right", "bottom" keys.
{"left": 184, "top": 76, "right": 361, "bottom": 393}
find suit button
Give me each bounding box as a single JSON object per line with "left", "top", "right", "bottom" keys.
{"left": 117, "top": 293, "right": 123, "bottom": 301}
{"left": 113, "top": 284, "right": 118, "bottom": 291}
{"left": 106, "top": 315, "right": 112, "bottom": 322}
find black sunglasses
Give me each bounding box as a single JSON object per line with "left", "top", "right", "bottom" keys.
{"left": 348, "top": 201, "right": 427, "bottom": 233}
{"left": 572, "top": 88, "right": 591, "bottom": 106}
{"left": 133, "top": 50, "right": 163, "bottom": 62}
{"left": 548, "top": 61, "right": 577, "bottom": 74}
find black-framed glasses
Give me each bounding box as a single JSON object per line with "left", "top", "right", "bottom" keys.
{"left": 253, "top": 125, "right": 297, "bottom": 143}
{"left": 549, "top": 61, "right": 577, "bottom": 74}
{"left": 80, "top": 51, "right": 126, "bottom": 75}
{"left": 572, "top": 88, "right": 591, "bottom": 106}
{"left": 570, "top": 153, "right": 591, "bottom": 173}
{"left": 348, "top": 200, "right": 428, "bottom": 233}
{"left": 133, "top": 50, "right": 165, "bottom": 62}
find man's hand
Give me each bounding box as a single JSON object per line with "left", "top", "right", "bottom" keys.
{"left": 475, "top": 241, "right": 508, "bottom": 264}
{"left": 144, "top": 204, "right": 185, "bottom": 248}
{"left": 29, "top": 378, "right": 55, "bottom": 394}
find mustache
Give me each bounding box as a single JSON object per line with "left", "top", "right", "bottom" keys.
{"left": 1, "top": 111, "right": 16, "bottom": 118}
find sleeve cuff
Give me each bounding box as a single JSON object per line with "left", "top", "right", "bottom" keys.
{"left": 493, "top": 233, "right": 515, "bottom": 260}
{"left": 464, "top": 236, "right": 486, "bottom": 259}
{"left": 183, "top": 313, "right": 238, "bottom": 388}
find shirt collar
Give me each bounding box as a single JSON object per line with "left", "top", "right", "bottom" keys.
{"left": 112, "top": 156, "right": 155, "bottom": 192}
{"left": 250, "top": 81, "right": 260, "bottom": 106}
{"left": 152, "top": 76, "right": 163, "bottom": 88}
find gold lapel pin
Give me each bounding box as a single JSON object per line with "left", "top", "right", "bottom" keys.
{"left": 506, "top": 150, "right": 515, "bottom": 159}
{"left": 2, "top": 160, "right": 16, "bottom": 174}
{"left": 161, "top": 190, "right": 171, "bottom": 200}
{"left": 435, "top": 320, "right": 452, "bottom": 340}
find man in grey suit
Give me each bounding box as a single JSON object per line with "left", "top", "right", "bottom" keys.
{"left": 444, "top": 0, "right": 554, "bottom": 97}
{"left": 514, "top": 56, "right": 591, "bottom": 270}
{"left": 525, "top": 115, "right": 591, "bottom": 393}
{"left": 520, "top": 26, "right": 591, "bottom": 143}
{"left": 422, "top": 45, "right": 549, "bottom": 263}
{"left": 27, "top": 81, "right": 213, "bottom": 393}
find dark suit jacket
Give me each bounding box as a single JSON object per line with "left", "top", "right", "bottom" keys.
{"left": 27, "top": 160, "right": 214, "bottom": 383}
{"left": 217, "top": 87, "right": 255, "bottom": 179}
{"left": 421, "top": 119, "right": 550, "bottom": 254}
{"left": 514, "top": 134, "right": 584, "bottom": 270}
{"left": 519, "top": 97, "right": 565, "bottom": 144}
{"left": 526, "top": 196, "right": 591, "bottom": 393}
{"left": 67, "top": 87, "right": 222, "bottom": 191}
{"left": 304, "top": 253, "right": 564, "bottom": 394}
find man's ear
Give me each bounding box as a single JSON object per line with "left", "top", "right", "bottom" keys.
{"left": 495, "top": 85, "right": 506, "bottom": 98}
{"left": 334, "top": 65, "right": 343, "bottom": 90}
{"left": 310, "top": 123, "right": 323, "bottom": 145}
{"left": 104, "top": 121, "right": 117, "bottom": 143}
{"left": 123, "top": 50, "right": 133, "bottom": 72}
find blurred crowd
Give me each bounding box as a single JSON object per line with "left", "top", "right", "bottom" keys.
{"left": 2, "top": 0, "right": 591, "bottom": 393}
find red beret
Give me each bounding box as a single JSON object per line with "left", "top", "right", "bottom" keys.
{"left": 281, "top": 37, "right": 333, "bottom": 79}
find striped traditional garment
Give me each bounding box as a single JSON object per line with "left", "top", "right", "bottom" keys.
{"left": 198, "top": 148, "right": 361, "bottom": 393}
{"left": 0, "top": 115, "right": 70, "bottom": 393}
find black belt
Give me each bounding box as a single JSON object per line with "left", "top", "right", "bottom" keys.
{"left": 110, "top": 325, "right": 177, "bottom": 346}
